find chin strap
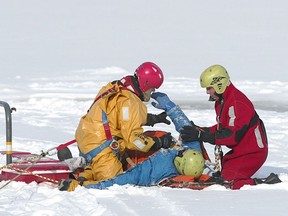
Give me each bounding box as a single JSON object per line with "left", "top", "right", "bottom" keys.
{"left": 120, "top": 75, "right": 145, "bottom": 101}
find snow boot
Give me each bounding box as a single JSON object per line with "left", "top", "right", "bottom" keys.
{"left": 64, "top": 156, "right": 86, "bottom": 171}
{"left": 57, "top": 146, "right": 73, "bottom": 161}
{"left": 254, "top": 173, "right": 282, "bottom": 185}
{"left": 58, "top": 179, "right": 80, "bottom": 192}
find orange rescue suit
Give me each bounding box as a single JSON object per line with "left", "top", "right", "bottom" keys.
{"left": 75, "top": 81, "right": 156, "bottom": 183}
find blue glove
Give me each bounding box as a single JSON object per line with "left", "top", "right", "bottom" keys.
{"left": 151, "top": 92, "right": 176, "bottom": 112}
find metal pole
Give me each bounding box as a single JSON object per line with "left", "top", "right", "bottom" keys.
{"left": 0, "top": 101, "right": 13, "bottom": 164}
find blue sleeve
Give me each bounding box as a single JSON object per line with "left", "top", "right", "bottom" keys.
{"left": 166, "top": 105, "right": 202, "bottom": 152}
{"left": 85, "top": 149, "right": 179, "bottom": 190}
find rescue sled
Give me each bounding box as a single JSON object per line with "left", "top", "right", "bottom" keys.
{"left": 124, "top": 147, "right": 232, "bottom": 190}
{"left": 124, "top": 131, "right": 232, "bottom": 190}
{"left": 0, "top": 101, "right": 72, "bottom": 185}
{"left": 0, "top": 151, "right": 71, "bottom": 184}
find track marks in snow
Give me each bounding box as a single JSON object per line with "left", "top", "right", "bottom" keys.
{"left": 86, "top": 185, "right": 193, "bottom": 216}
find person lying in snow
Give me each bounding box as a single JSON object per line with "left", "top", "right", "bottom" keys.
{"left": 59, "top": 148, "right": 207, "bottom": 191}
{"left": 59, "top": 87, "right": 202, "bottom": 191}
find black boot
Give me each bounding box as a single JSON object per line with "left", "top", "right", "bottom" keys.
{"left": 254, "top": 173, "right": 282, "bottom": 185}
{"left": 58, "top": 179, "right": 73, "bottom": 191}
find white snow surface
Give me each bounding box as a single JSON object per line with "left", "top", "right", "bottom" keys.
{"left": 0, "top": 69, "right": 288, "bottom": 216}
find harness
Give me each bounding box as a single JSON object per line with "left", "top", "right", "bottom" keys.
{"left": 79, "top": 84, "right": 121, "bottom": 163}
{"left": 214, "top": 99, "right": 224, "bottom": 172}
{"left": 215, "top": 98, "right": 264, "bottom": 172}
{"left": 79, "top": 76, "right": 145, "bottom": 164}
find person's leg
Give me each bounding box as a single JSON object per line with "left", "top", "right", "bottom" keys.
{"left": 221, "top": 152, "right": 267, "bottom": 189}
{"left": 59, "top": 152, "right": 123, "bottom": 191}
{"left": 86, "top": 149, "right": 179, "bottom": 189}
{"left": 92, "top": 153, "right": 123, "bottom": 180}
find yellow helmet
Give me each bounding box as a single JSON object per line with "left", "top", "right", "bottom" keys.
{"left": 200, "top": 65, "right": 230, "bottom": 94}
{"left": 174, "top": 149, "right": 205, "bottom": 178}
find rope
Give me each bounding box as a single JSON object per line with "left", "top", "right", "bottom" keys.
{"left": 7, "top": 166, "right": 59, "bottom": 184}
{"left": 0, "top": 154, "right": 44, "bottom": 190}
{"left": 214, "top": 145, "right": 223, "bottom": 172}
{"left": 0, "top": 153, "right": 44, "bottom": 171}
{"left": 0, "top": 151, "right": 61, "bottom": 190}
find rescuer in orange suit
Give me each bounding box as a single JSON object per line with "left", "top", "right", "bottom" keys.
{"left": 61, "top": 62, "right": 174, "bottom": 191}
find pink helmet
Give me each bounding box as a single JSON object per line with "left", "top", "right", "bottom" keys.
{"left": 134, "top": 62, "right": 164, "bottom": 92}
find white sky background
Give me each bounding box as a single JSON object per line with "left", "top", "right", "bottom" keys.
{"left": 1, "top": 0, "right": 288, "bottom": 81}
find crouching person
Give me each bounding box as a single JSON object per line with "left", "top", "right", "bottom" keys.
{"left": 59, "top": 148, "right": 205, "bottom": 191}
{"left": 60, "top": 66, "right": 207, "bottom": 192}
{"left": 60, "top": 62, "right": 176, "bottom": 192}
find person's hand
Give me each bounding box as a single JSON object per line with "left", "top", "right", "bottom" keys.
{"left": 151, "top": 133, "right": 175, "bottom": 150}
{"left": 146, "top": 112, "right": 171, "bottom": 126}
{"left": 151, "top": 92, "right": 176, "bottom": 112}
{"left": 180, "top": 125, "right": 215, "bottom": 144}
{"left": 180, "top": 125, "right": 201, "bottom": 142}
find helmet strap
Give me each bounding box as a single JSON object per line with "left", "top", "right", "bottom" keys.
{"left": 208, "top": 93, "right": 222, "bottom": 101}
{"left": 132, "top": 74, "right": 145, "bottom": 101}
{"left": 120, "top": 75, "right": 145, "bottom": 101}
{"left": 216, "top": 93, "right": 223, "bottom": 100}
{"left": 208, "top": 96, "right": 215, "bottom": 101}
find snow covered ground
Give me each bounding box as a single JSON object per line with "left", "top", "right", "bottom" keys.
{"left": 0, "top": 69, "right": 288, "bottom": 216}
{"left": 1, "top": 0, "right": 288, "bottom": 215}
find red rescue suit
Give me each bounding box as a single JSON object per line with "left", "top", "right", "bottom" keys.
{"left": 209, "top": 82, "right": 268, "bottom": 189}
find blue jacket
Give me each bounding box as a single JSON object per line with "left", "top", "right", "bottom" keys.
{"left": 86, "top": 149, "right": 179, "bottom": 189}
{"left": 86, "top": 103, "right": 201, "bottom": 190}
{"left": 166, "top": 105, "right": 202, "bottom": 152}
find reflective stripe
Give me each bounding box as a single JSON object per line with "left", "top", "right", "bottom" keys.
{"left": 6, "top": 142, "right": 12, "bottom": 154}
{"left": 122, "top": 107, "right": 129, "bottom": 121}
{"left": 255, "top": 126, "right": 264, "bottom": 148}
{"left": 133, "top": 139, "right": 146, "bottom": 150}
{"left": 228, "top": 106, "right": 235, "bottom": 127}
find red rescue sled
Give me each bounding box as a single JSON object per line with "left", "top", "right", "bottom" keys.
{"left": 0, "top": 101, "right": 72, "bottom": 185}
{"left": 0, "top": 151, "right": 71, "bottom": 184}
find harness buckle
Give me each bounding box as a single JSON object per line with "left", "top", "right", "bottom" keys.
{"left": 110, "top": 139, "right": 120, "bottom": 151}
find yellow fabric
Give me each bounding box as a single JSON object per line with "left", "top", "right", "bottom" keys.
{"left": 74, "top": 81, "right": 156, "bottom": 186}
{"left": 66, "top": 179, "right": 100, "bottom": 192}
{"left": 79, "top": 152, "right": 123, "bottom": 182}
{"left": 67, "top": 179, "right": 80, "bottom": 192}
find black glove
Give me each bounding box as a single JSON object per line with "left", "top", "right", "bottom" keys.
{"left": 146, "top": 112, "right": 171, "bottom": 127}
{"left": 180, "top": 125, "right": 215, "bottom": 144}
{"left": 151, "top": 133, "right": 175, "bottom": 150}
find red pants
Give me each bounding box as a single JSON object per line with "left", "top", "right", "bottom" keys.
{"left": 221, "top": 150, "right": 268, "bottom": 189}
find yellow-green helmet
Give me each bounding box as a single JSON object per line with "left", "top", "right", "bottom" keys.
{"left": 200, "top": 65, "right": 230, "bottom": 94}
{"left": 174, "top": 149, "right": 205, "bottom": 178}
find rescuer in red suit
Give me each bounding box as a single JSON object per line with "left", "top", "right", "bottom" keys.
{"left": 179, "top": 64, "right": 281, "bottom": 189}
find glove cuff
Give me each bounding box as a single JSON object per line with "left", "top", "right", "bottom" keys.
{"left": 200, "top": 130, "right": 215, "bottom": 144}
{"left": 151, "top": 137, "right": 162, "bottom": 150}
{"left": 145, "top": 113, "right": 156, "bottom": 127}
